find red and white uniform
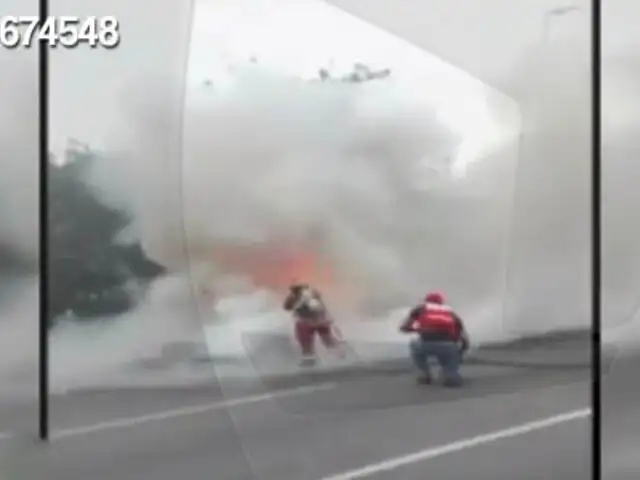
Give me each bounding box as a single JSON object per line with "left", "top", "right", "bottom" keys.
{"left": 412, "top": 302, "right": 458, "bottom": 337}
{"left": 286, "top": 286, "right": 340, "bottom": 358}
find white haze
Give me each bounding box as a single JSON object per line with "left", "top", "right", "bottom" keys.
{"left": 50, "top": 41, "right": 591, "bottom": 386}
{"left": 42, "top": 2, "right": 600, "bottom": 387}
{"left": 601, "top": 1, "right": 640, "bottom": 354}
{"left": 0, "top": 50, "right": 39, "bottom": 392}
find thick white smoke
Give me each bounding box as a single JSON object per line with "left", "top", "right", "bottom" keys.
{"left": 49, "top": 274, "right": 207, "bottom": 389}
{"left": 0, "top": 56, "right": 39, "bottom": 263}
{"left": 49, "top": 13, "right": 595, "bottom": 386}
{"left": 602, "top": 48, "right": 640, "bottom": 350}
{"left": 86, "top": 66, "right": 521, "bottom": 333}
{"left": 497, "top": 41, "right": 591, "bottom": 337}
{"left": 0, "top": 50, "right": 39, "bottom": 390}
{"left": 86, "top": 40, "right": 589, "bottom": 348}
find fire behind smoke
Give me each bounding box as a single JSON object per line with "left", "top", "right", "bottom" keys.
{"left": 193, "top": 238, "right": 361, "bottom": 312}
{"left": 212, "top": 243, "right": 332, "bottom": 291}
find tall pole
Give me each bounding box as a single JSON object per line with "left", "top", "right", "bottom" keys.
{"left": 39, "top": 0, "right": 50, "bottom": 441}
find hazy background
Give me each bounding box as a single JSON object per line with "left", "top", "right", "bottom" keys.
{"left": 37, "top": 0, "right": 595, "bottom": 390}
{"left": 330, "top": 0, "right": 639, "bottom": 349}
{"left": 0, "top": 0, "right": 39, "bottom": 398}
{"left": 601, "top": 0, "right": 640, "bottom": 352}
{"left": 600, "top": 3, "right": 640, "bottom": 478}
{"left": 326, "top": 0, "right": 592, "bottom": 331}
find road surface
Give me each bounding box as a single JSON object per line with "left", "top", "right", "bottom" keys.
{"left": 0, "top": 337, "right": 591, "bottom": 480}
{"left": 602, "top": 349, "right": 640, "bottom": 480}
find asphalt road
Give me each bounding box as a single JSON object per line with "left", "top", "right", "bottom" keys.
{"left": 0, "top": 343, "right": 591, "bottom": 480}
{"left": 602, "top": 349, "right": 640, "bottom": 480}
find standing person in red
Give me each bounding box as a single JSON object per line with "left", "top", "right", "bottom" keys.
{"left": 399, "top": 291, "right": 470, "bottom": 386}
{"left": 283, "top": 282, "right": 343, "bottom": 366}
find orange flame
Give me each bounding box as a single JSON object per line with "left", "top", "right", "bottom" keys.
{"left": 209, "top": 242, "right": 334, "bottom": 294}
{"left": 191, "top": 238, "right": 362, "bottom": 312}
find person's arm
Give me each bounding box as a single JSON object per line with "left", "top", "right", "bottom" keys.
{"left": 314, "top": 290, "right": 334, "bottom": 323}
{"left": 283, "top": 293, "right": 295, "bottom": 311}
{"left": 399, "top": 306, "right": 421, "bottom": 333}
{"left": 453, "top": 312, "right": 470, "bottom": 351}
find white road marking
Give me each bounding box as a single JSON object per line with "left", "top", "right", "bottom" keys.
{"left": 0, "top": 431, "right": 13, "bottom": 442}
{"left": 52, "top": 382, "right": 336, "bottom": 440}
{"left": 320, "top": 407, "right": 592, "bottom": 480}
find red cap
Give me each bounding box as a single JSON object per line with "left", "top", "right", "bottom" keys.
{"left": 424, "top": 291, "right": 444, "bottom": 304}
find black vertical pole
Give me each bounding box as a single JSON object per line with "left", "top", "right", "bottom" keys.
{"left": 591, "top": 0, "right": 601, "bottom": 478}
{"left": 38, "top": 0, "right": 49, "bottom": 442}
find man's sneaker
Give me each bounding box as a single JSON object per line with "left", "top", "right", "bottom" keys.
{"left": 299, "top": 357, "right": 317, "bottom": 367}
{"left": 333, "top": 344, "right": 348, "bottom": 359}
{"left": 442, "top": 378, "right": 463, "bottom": 388}
{"left": 416, "top": 374, "right": 433, "bottom": 385}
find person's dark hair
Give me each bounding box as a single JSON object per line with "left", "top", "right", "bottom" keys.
{"left": 289, "top": 282, "right": 308, "bottom": 293}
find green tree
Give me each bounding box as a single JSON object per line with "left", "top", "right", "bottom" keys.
{"left": 48, "top": 146, "right": 165, "bottom": 326}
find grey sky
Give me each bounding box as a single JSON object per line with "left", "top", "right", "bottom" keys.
{"left": 49, "top": 0, "right": 194, "bottom": 154}
{"left": 48, "top": 0, "right": 638, "bottom": 153}
{"left": 327, "top": 0, "right": 638, "bottom": 88}
{"left": 325, "top": 0, "right": 592, "bottom": 93}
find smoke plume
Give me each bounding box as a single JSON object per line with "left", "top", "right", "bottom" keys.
{"left": 0, "top": 50, "right": 39, "bottom": 391}
{"left": 47, "top": 12, "right": 600, "bottom": 385}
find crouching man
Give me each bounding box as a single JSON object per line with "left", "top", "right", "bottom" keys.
{"left": 399, "top": 291, "right": 470, "bottom": 387}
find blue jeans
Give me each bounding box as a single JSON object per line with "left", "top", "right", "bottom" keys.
{"left": 409, "top": 338, "right": 462, "bottom": 386}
